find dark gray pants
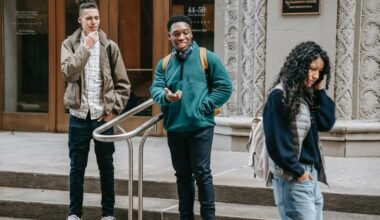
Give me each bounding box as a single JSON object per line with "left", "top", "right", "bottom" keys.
{"left": 68, "top": 114, "right": 115, "bottom": 217}
{"left": 167, "top": 126, "right": 215, "bottom": 220}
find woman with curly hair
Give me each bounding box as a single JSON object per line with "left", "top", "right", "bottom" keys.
{"left": 263, "top": 41, "right": 336, "bottom": 220}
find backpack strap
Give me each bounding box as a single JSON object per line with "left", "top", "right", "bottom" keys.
{"left": 200, "top": 47, "right": 208, "bottom": 70}
{"left": 161, "top": 53, "right": 172, "bottom": 72}
{"left": 107, "top": 41, "right": 114, "bottom": 78}
{"left": 162, "top": 47, "right": 208, "bottom": 73}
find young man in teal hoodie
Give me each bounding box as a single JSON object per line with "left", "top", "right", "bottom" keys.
{"left": 150, "top": 15, "right": 232, "bottom": 220}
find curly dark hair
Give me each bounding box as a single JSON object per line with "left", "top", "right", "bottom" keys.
{"left": 272, "top": 41, "right": 331, "bottom": 122}
{"left": 167, "top": 15, "right": 192, "bottom": 32}
{"left": 76, "top": 0, "right": 98, "bottom": 16}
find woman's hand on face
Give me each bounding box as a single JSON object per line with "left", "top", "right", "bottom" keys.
{"left": 314, "top": 79, "right": 324, "bottom": 91}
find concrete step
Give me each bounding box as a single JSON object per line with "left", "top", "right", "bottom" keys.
{"left": 1, "top": 132, "right": 380, "bottom": 218}
{"left": 0, "top": 187, "right": 277, "bottom": 220}
{"left": 0, "top": 218, "right": 36, "bottom": 220}
{"left": 1, "top": 187, "right": 380, "bottom": 220}
{"left": 1, "top": 171, "right": 380, "bottom": 216}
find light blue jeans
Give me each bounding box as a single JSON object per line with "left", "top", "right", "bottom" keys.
{"left": 272, "top": 164, "right": 323, "bottom": 220}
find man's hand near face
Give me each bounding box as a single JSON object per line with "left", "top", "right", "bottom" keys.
{"left": 84, "top": 31, "right": 99, "bottom": 49}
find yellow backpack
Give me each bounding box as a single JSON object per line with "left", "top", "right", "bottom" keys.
{"left": 161, "top": 47, "right": 222, "bottom": 116}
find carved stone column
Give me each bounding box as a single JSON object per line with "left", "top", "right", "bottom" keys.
{"left": 322, "top": 0, "right": 380, "bottom": 157}
{"left": 240, "top": 0, "right": 255, "bottom": 116}
{"left": 223, "top": 0, "right": 240, "bottom": 115}
{"left": 358, "top": 0, "right": 380, "bottom": 119}
{"left": 223, "top": 0, "right": 267, "bottom": 117}
{"left": 335, "top": 0, "right": 356, "bottom": 119}
{"left": 252, "top": 0, "right": 267, "bottom": 117}
{"left": 215, "top": 0, "right": 267, "bottom": 151}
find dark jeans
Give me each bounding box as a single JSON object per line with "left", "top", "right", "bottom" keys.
{"left": 68, "top": 114, "right": 115, "bottom": 217}
{"left": 167, "top": 126, "right": 215, "bottom": 220}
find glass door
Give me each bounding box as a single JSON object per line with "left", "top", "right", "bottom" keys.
{"left": 56, "top": 0, "right": 169, "bottom": 133}
{"left": 55, "top": 0, "right": 101, "bottom": 132}
{"left": 0, "top": 0, "right": 169, "bottom": 133}
{"left": 109, "top": 0, "right": 169, "bottom": 134}
{"left": 1, "top": 0, "right": 55, "bottom": 131}
{"left": 171, "top": 0, "right": 215, "bottom": 50}
{"left": 115, "top": 0, "right": 154, "bottom": 132}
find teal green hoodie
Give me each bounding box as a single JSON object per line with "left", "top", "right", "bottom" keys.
{"left": 150, "top": 42, "right": 232, "bottom": 132}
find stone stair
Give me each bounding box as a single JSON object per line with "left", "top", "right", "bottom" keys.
{"left": 0, "top": 187, "right": 280, "bottom": 220}
{"left": 0, "top": 218, "right": 36, "bottom": 220}
{"left": 1, "top": 171, "right": 380, "bottom": 219}
{"left": 1, "top": 132, "right": 380, "bottom": 219}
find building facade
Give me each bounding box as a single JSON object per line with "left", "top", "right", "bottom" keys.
{"left": 1, "top": 0, "right": 379, "bottom": 156}
{"left": 214, "top": 0, "right": 380, "bottom": 157}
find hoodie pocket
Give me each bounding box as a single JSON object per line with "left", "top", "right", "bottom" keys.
{"left": 165, "top": 81, "right": 205, "bottom": 119}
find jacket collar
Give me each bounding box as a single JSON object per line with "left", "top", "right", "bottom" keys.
{"left": 67, "top": 28, "right": 109, "bottom": 76}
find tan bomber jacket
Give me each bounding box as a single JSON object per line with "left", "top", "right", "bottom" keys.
{"left": 61, "top": 28, "right": 131, "bottom": 115}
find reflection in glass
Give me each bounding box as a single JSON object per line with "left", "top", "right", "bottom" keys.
{"left": 63, "top": 0, "right": 153, "bottom": 116}
{"left": 3, "top": 0, "right": 49, "bottom": 112}
{"left": 119, "top": 0, "right": 153, "bottom": 116}
{"left": 172, "top": 0, "right": 215, "bottom": 51}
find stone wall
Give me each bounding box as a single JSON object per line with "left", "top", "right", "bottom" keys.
{"left": 214, "top": 0, "right": 380, "bottom": 156}
{"left": 357, "top": 0, "right": 380, "bottom": 120}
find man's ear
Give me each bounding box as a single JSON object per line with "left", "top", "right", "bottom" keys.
{"left": 168, "top": 32, "right": 171, "bottom": 40}
{"left": 78, "top": 17, "right": 82, "bottom": 24}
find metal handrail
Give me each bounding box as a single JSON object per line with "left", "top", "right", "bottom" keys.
{"left": 93, "top": 98, "right": 163, "bottom": 220}
{"left": 126, "top": 68, "right": 152, "bottom": 72}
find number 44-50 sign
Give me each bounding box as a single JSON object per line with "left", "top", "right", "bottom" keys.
{"left": 187, "top": 6, "right": 207, "bottom": 15}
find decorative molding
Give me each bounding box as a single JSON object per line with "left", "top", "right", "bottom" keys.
{"left": 240, "top": 0, "right": 255, "bottom": 116}
{"left": 358, "top": 0, "right": 380, "bottom": 119}
{"left": 335, "top": 0, "right": 356, "bottom": 119}
{"left": 223, "top": 0, "right": 240, "bottom": 116}
{"left": 252, "top": 0, "right": 267, "bottom": 117}
{"left": 223, "top": 0, "right": 267, "bottom": 117}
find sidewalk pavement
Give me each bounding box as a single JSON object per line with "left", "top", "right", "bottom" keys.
{"left": 0, "top": 131, "right": 379, "bottom": 196}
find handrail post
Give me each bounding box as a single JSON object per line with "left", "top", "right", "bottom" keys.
{"left": 92, "top": 99, "right": 163, "bottom": 219}
{"left": 127, "top": 139, "right": 134, "bottom": 220}
{"left": 137, "top": 125, "right": 157, "bottom": 220}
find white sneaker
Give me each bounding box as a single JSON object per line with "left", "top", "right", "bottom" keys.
{"left": 67, "top": 215, "right": 81, "bottom": 220}
{"left": 101, "top": 216, "right": 116, "bottom": 220}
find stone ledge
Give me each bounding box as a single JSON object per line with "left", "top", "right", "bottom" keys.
{"left": 214, "top": 117, "right": 380, "bottom": 157}
{"left": 213, "top": 116, "right": 252, "bottom": 152}
{"left": 325, "top": 119, "right": 380, "bottom": 133}
{"left": 214, "top": 116, "right": 253, "bottom": 129}
{"left": 320, "top": 120, "right": 380, "bottom": 157}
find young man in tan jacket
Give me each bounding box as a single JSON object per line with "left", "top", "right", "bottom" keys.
{"left": 61, "top": 1, "right": 130, "bottom": 219}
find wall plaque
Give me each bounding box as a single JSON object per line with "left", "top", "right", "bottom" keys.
{"left": 282, "top": 0, "right": 320, "bottom": 15}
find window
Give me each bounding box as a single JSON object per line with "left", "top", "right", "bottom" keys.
{"left": 171, "top": 0, "right": 215, "bottom": 50}
{"left": 3, "top": 0, "right": 49, "bottom": 113}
